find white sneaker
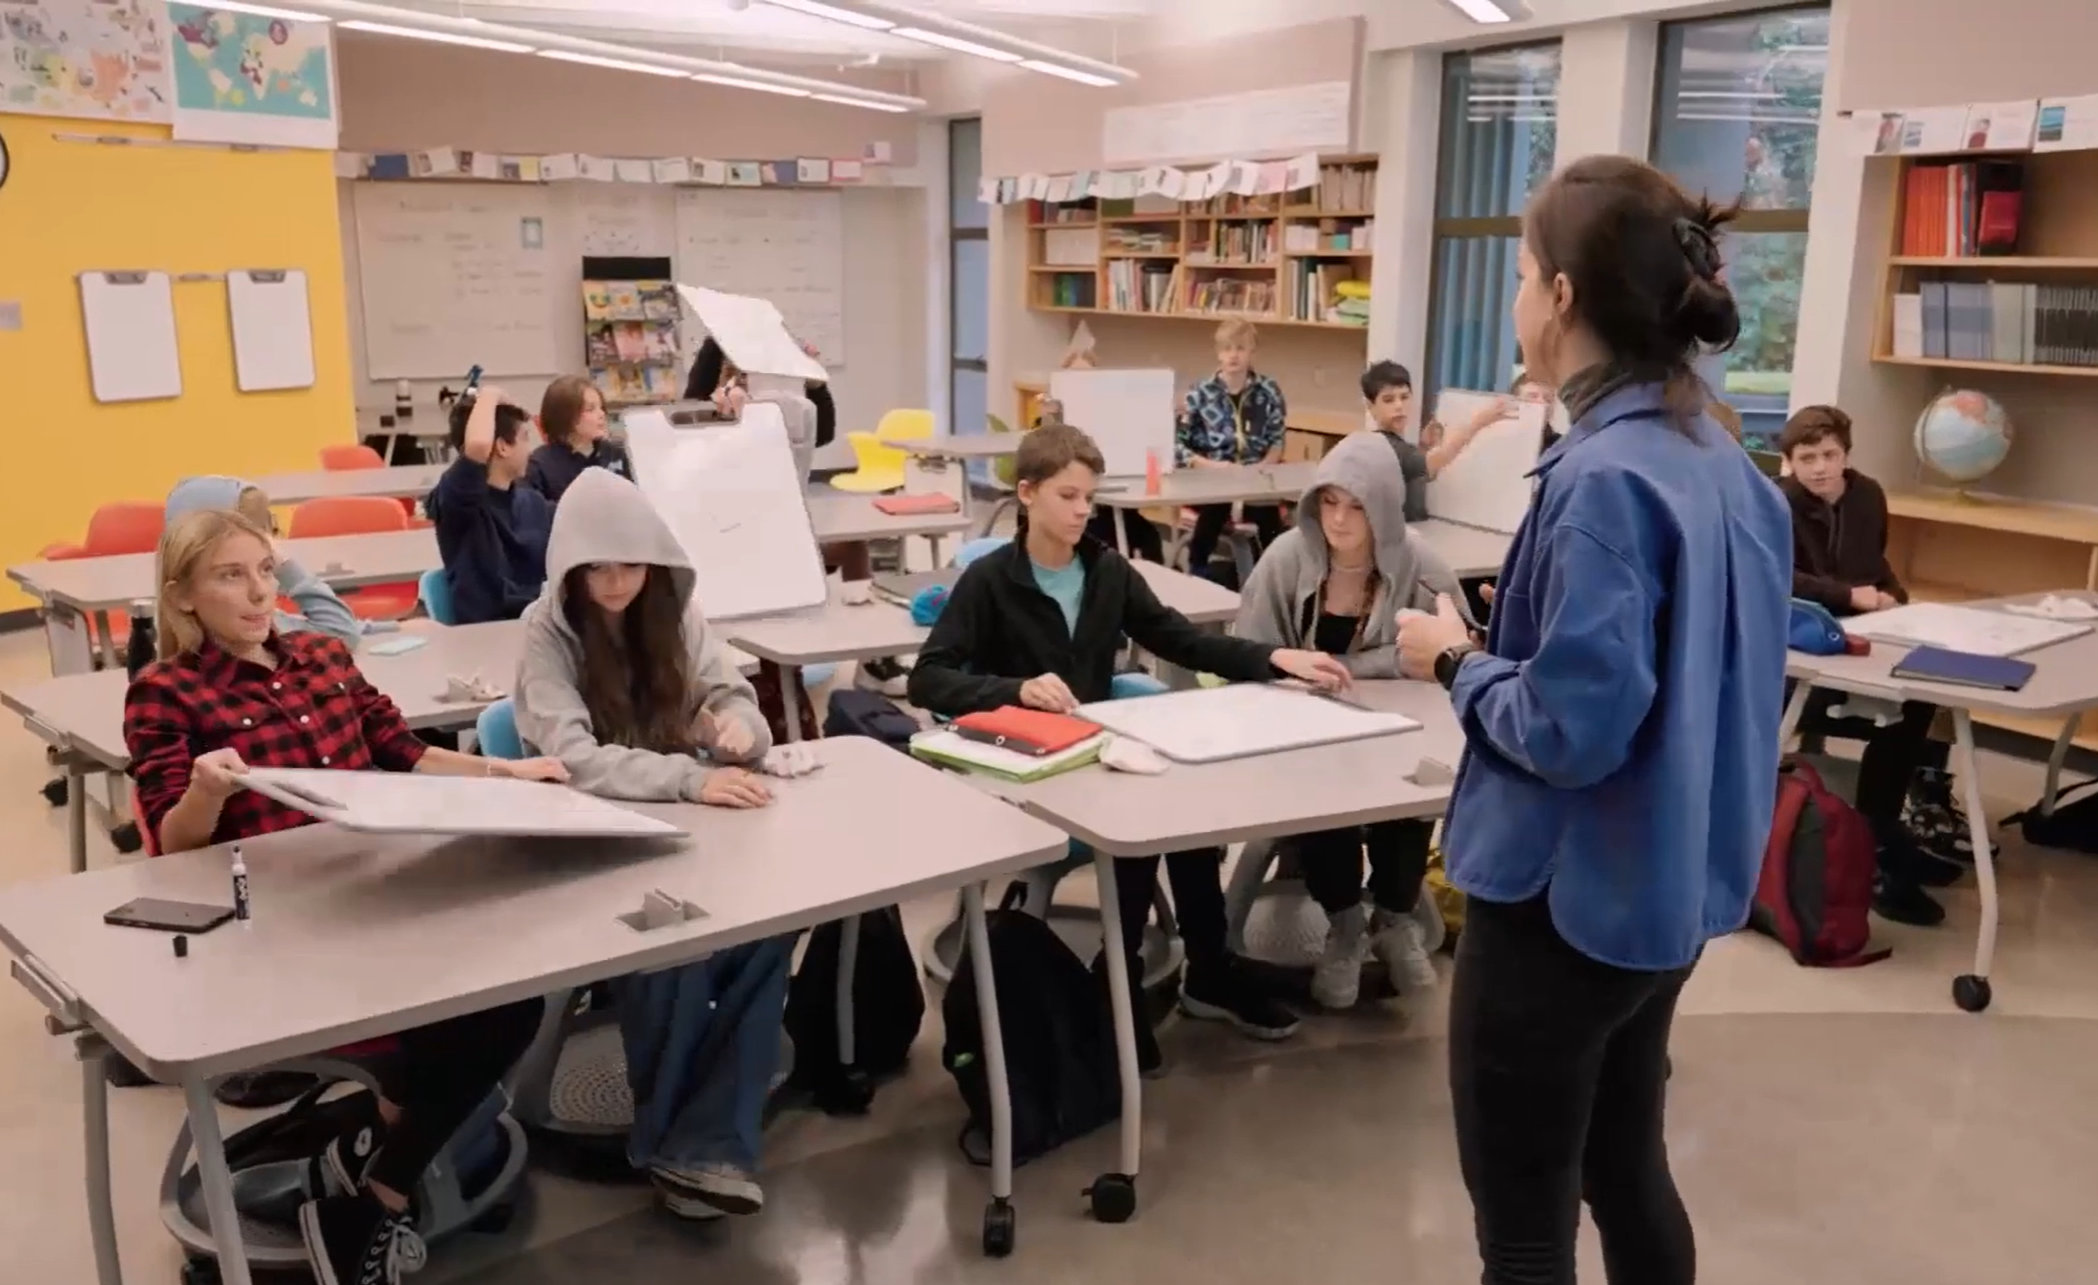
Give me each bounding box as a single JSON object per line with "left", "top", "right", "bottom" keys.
{"left": 1371, "top": 907, "right": 1439, "bottom": 993}
{"left": 1311, "top": 903, "right": 1371, "bottom": 1010}
{"left": 651, "top": 1163, "right": 763, "bottom": 1217}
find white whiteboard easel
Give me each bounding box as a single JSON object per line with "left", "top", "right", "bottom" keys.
{"left": 1427, "top": 390, "right": 1548, "bottom": 536}
{"left": 80, "top": 271, "right": 182, "bottom": 403}
{"left": 1049, "top": 367, "right": 1176, "bottom": 477}
{"left": 227, "top": 270, "right": 316, "bottom": 392}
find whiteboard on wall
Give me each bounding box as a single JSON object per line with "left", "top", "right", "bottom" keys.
{"left": 352, "top": 183, "right": 561, "bottom": 380}
{"left": 674, "top": 188, "right": 846, "bottom": 366}
{"left": 1103, "top": 82, "right": 1354, "bottom": 165}
{"left": 560, "top": 184, "right": 677, "bottom": 258}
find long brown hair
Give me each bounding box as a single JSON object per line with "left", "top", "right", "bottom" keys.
{"left": 1523, "top": 154, "right": 1741, "bottom": 424}
{"left": 155, "top": 509, "right": 273, "bottom": 660}
{"left": 562, "top": 564, "right": 696, "bottom": 753}
{"left": 539, "top": 374, "right": 602, "bottom": 447}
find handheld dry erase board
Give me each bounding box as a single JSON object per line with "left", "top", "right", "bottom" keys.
{"left": 241, "top": 768, "right": 687, "bottom": 839}
{"left": 104, "top": 898, "right": 236, "bottom": 934}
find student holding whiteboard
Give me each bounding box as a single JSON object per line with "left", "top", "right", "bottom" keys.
{"left": 1176, "top": 320, "right": 1290, "bottom": 580}
{"left": 122, "top": 508, "right": 568, "bottom": 1285}
{"left": 514, "top": 468, "right": 800, "bottom": 1220}
{"left": 1360, "top": 361, "right": 1516, "bottom": 522}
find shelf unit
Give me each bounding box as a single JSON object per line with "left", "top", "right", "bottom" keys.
{"left": 1024, "top": 156, "right": 1378, "bottom": 333}
{"left": 582, "top": 255, "right": 681, "bottom": 407}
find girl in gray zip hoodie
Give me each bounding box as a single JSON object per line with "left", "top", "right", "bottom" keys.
{"left": 1233, "top": 432, "right": 1473, "bottom": 1009}
{"left": 512, "top": 467, "right": 792, "bottom": 1219}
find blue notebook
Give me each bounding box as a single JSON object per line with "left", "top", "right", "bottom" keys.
{"left": 1891, "top": 646, "right": 2035, "bottom": 692}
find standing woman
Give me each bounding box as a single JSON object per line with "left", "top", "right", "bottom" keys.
{"left": 1395, "top": 154, "right": 1792, "bottom": 1285}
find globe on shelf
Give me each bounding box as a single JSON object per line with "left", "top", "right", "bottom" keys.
{"left": 1913, "top": 388, "right": 2012, "bottom": 487}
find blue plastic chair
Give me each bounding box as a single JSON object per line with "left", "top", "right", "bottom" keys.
{"left": 418, "top": 568, "right": 456, "bottom": 626}
{"left": 476, "top": 698, "right": 524, "bottom": 761}
{"left": 802, "top": 662, "right": 839, "bottom": 691}
{"left": 1109, "top": 671, "right": 1169, "bottom": 700}
{"left": 954, "top": 535, "right": 1009, "bottom": 569}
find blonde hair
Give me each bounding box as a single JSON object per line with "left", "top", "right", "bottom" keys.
{"left": 233, "top": 485, "right": 275, "bottom": 533}
{"left": 1214, "top": 318, "right": 1258, "bottom": 349}
{"left": 155, "top": 509, "right": 273, "bottom": 660}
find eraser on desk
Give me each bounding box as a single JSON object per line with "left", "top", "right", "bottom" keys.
{"left": 1409, "top": 757, "right": 1455, "bottom": 787}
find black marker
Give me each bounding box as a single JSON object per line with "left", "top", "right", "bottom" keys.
{"left": 230, "top": 844, "right": 251, "bottom": 924}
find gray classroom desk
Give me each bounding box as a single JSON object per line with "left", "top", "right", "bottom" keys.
{"left": 1780, "top": 592, "right": 2098, "bottom": 1014}
{"left": 249, "top": 464, "right": 446, "bottom": 505}
{"left": 883, "top": 435, "right": 1024, "bottom": 461}
{"left": 0, "top": 621, "right": 585, "bottom": 873}
{"left": 805, "top": 491, "right": 971, "bottom": 558}
{"left": 0, "top": 737, "right": 1068, "bottom": 1282}
{"left": 1412, "top": 519, "right": 1514, "bottom": 581}
{"left": 958, "top": 678, "right": 1464, "bottom": 1219}
{"left": 724, "top": 564, "right": 1241, "bottom": 742}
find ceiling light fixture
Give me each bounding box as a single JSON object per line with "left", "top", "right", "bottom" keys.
{"left": 812, "top": 92, "right": 910, "bottom": 113}
{"left": 891, "top": 26, "right": 1022, "bottom": 62}
{"left": 1017, "top": 58, "right": 1116, "bottom": 88}
{"left": 337, "top": 19, "right": 535, "bottom": 53}
{"left": 204, "top": 1, "right": 332, "bottom": 21}
{"left": 691, "top": 72, "right": 811, "bottom": 97}
{"left": 1442, "top": 0, "right": 1532, "bottom": 23}
{"left": 758, "top": 0, "right": 897, "bottom": 30}
{"left": 538, "top": 50, "right": 689, "bottom": 77}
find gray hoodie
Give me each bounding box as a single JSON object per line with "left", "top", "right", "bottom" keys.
{"left": 513, "top": 468, "right": 771, "bottom": 801}
{"left": 1233, "top": 431, "right": 1473, "bottom": 679}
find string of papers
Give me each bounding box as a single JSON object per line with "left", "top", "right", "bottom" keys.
{"left": 336, "top": 143, "right": 896, "bottom": 187}
{"left": 980, "top": 151, "right": 1329, "bottom": 206}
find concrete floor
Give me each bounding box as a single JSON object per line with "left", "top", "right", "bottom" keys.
{"left": 2, "top": 623, "right": 2094, "bottom": 1284}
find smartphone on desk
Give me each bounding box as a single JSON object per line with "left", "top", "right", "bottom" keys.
{"left": 104, "top": 898, "right": 236, "bottom": 934}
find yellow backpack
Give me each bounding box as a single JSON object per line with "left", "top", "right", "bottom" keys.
{"left": 1423, "top": 844, "right": 1466, "bottom": 947}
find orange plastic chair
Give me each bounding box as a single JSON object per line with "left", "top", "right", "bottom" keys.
{"left": 41, "top": 502, "right": 167, "bottom": 651}
{"left": 287, "top": 498, "right": 419, "bottom": 619}
{"left": 320, "top": 444, "right": 387, "bottom": 471}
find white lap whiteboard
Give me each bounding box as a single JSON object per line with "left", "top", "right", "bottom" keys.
{"left": 353, "top": 183, "right": 560, "bottom": 379}
{"left": 622, "top": 403, "right": 829, "bottom": 621}
{"left": 1848, "top": 602, "right": 2093, "bottom": 658}
{"left": 674, "top": 188, "right": 845, "bottom": 365}
{"left": 1077, "top": 683, "right": 1420, "bottom": 764}
{"left": 242, "top": 768, "right": 684, "bottom": 838}
{"left": 1428, "top": 390, "right": 1548, "bottom": 536}
{"left": 80, "top": 271, "right": 181, "bottom": 403}
{"left": 227, "top": 270, "right": 315, "bottom": 392}
{"left": 1049, "top": 368, "right": 1176, "bottom": 477}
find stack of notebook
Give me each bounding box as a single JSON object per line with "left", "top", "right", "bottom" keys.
{"left": 1890, "top": 646, "right": 2035, "bottom": 692}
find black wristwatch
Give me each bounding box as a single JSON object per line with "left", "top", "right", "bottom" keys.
{"left": 1434, "top": 643, "right": 1478, "bottom": 691}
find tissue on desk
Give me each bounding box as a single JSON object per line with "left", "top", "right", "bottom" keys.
{"left": 2005, "top": 594, "right": 2098, "bottom": 622}
{"left": 759, "top": 743, "right": 822, "bottom": 778}
{"left": 1098, "top": 735, "right": 1168, "bottom": 775}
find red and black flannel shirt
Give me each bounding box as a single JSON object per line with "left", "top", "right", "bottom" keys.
{"left": 124, "top": 631, "right": 429, "bottom": 852}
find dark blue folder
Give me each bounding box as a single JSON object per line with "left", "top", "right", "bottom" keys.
{"left": 1891, "top": 645, "right": 2035, "bottom": 692}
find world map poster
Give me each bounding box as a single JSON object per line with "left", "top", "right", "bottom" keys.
{"left": 168, "top": 3, "right": 336, "bottom": 148}
{"left": 0, "top": 0, "right": 169, "bottom": 122}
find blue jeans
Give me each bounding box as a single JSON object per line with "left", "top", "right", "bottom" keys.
{"left": 614, "top": 935, "right": 793, "bottom": 1175}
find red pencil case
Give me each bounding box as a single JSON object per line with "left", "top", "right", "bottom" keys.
{"left": 952, "top": 706, "right": 1101, "bottom": 757}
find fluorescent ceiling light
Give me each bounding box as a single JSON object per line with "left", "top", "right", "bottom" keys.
{"left": 1018, "top": 58, "right": 1116, "bottom": 88}
{"left": 1443, "top": 0, "right": 1530, "bottom": 23}
{"left": 891, "top": 26, "right": 1022, "bottom": 63}
{"left": 691, "top": 72, "right": 810, "bottom": 97}
{"left": 812, "top": 92, "right": 910, "bottom": 113}
{"left": 338, "top": 20, "right": 535, "bottom": 53}
{"left": 204, "top": 1, "right": 331, "bottom": 21}
{"left": 538, "top": 50, "right": 688, "bottom": 77}
{"left": 758, "top": 0, "right": 896, "bottom": 30}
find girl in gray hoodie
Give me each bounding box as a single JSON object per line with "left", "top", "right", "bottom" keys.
{"left": 1234, "top": 432, "right": 1473, "bottom": 1009}
{"left": 513, "top": 468, "right": 792, "bottom": 1221}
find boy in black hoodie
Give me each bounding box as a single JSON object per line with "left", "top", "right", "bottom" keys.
{"left": 910, "top": 423, "right": 1350, "bottom": 1069}
{"left": 1779, "top": 406, "right": 1961, "bottom": 924}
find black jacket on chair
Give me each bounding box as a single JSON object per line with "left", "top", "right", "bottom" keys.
{"left": 907, "top": 536, "right": 1281, "bottom": 717}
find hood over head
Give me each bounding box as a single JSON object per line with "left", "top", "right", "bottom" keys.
{"left": 539, "top": 468, "right": 694, "bottom": 637}
{"left": 166, "top": 476, "right": 252, "bottom": 525}
{"left": 1297, "top": 431, "right": 1420, "bottom": 588}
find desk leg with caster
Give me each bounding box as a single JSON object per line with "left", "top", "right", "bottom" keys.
{"left": 822, "top": 912, "right": 872, "bottom": 1114}
{"left": 2041, "top": 714, "right": 2079, "bottom": 815}
{"left": 79, "top": 1036, "right": 123, "bottom": 1285}
{"left": 961, "top": 883, "right": 1017, "bottom": 1256}
{"left": 1952, "top": 709, "right": 1999, "bottom": 1013}
{"left": 66, "top": 758, "right": 88, "bottom": 875}
{"left": 1084, "top": 849, "right": 1140, "bottom": 1225}
{"left": 182, "top": 1075, "right": 256, "bottom": 1285}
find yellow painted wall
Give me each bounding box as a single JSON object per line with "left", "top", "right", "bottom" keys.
{"left": 0, "top": 117, "right": 353, "bottom": 609}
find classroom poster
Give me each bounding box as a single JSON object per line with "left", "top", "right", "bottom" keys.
{"left": 167, "top": 3, "right": 336, "bottom": 148}
{"left": 0, "top": 0, "right": 169, "bottom": 122}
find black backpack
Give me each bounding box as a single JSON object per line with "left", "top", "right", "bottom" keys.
{"left": 2005, "top": 780, "right": 2098, "bottom": 853}
{"left": 823, "top": 689, "right": 920, "bottom": 749}
{"left": 943, "top": 885, "right": 1120, "bottom": 1167}
{"left": 783, "top": 908, "right": 926, "bottom": 1115}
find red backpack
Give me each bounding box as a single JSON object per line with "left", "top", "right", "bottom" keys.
{"left": 1750, "top": 760, "right": 1891, "bottom": 967}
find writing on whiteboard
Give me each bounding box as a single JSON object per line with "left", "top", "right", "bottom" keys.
{"left": 353, "top": 184, "right": 559, "bottom": 379}
{"left": 674, "top": 188, "right": 846, "bottom": 365}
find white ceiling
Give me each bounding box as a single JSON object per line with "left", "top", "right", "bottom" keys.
{"left": 385, "top": 0, "right": 1165, "bottom": 66}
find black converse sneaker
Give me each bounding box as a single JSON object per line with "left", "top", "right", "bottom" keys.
{"left": 298, "top": 1191, "right": 426, "bottom": 1285}
{"left": 310, "top": 1118, "right": 385, "bottom": 1200}
{"left": 1178, "top": 956, "right": 1300, "bottom": 1040}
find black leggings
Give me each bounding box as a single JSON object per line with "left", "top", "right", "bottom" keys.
{"left": 366, "top": 998, "right": 544, "bottom": 1195}
{"left": 1108, "top": 847, "right": 1227, "bottom": 977}
{"left": 1797, "top": 688, "right": 1938, "bottom": 843}
{"left": 1298, "top": 819, "right": 1433, "bottom": 916}
{"left": 1186, "top": 503, "right": 1285, "bottom": 576}
{"left": 1449, "top": 896, "right": 1696, "bottom": 1285}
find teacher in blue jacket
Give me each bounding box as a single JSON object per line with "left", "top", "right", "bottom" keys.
{"left": 1396, "top": 154, "right": 1792, "bottom": 1285}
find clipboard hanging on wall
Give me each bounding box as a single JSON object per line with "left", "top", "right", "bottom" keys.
{"left": 227, "top": 269, "right": 316, "bottom": 392}
{"left": 79, "top": 271, "right": 182, "bottom": 404}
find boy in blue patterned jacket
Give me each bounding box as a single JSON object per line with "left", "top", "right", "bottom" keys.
{"left": 1175, "top": 319, "right": 1288, "bottom": 581}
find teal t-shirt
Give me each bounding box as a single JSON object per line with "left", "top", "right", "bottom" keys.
{"left": 1030, "top": 557, "right": 1086, "bottom": 635}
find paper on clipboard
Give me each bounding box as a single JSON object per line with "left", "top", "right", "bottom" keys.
{"left": 675, "top": 284, "right": 828, "bottom": 382}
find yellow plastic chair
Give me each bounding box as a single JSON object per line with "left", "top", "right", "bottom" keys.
{"left": 832, "top": 409, "right": 933, "bottom": 493}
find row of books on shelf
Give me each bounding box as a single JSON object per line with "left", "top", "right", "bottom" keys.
{"left": 1103, "top": 226, "right": 1174, "bottom": 254}
{"left": 1898, "top": 160, "right": 2024, "bottom": 257}
{"left": 1891, "top": 282, "right": 2098, "bottom": 366}
{"left": 1186, "top": 221, "right": 1276, "bottom": 265}
{"left": 1310, "top": 162, "right": 1375, "bottom": 214}
{"left": 585, "top": 320, "right": 680, "bottom": 366}
{"left": 1106, "top": 260, "right": 1174, "bottom": 312}
{"left": 592, "top": 364, "right": 683, "bottom": 403}
{"left": 1040, "top": 270, "right": 1098, "bottom": 309}
{"left": 582, "top": 279, "right": 679, "bottom": 321}
{"left": 1287, "top": 262, "right": 1367, "bottom": 326}
{"left": 1180, "top": 275, "right": 1275, "bottom": 316}
{"left": 1283, "top": 220, "right": 1371, "bottom": 254}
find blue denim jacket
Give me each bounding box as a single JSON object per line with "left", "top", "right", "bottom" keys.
{"left": 1175, "top": 371, "right": 1286, "bottom": 467}
{"left": 1442, "top": 380, "right": 1793, "bottom": 970}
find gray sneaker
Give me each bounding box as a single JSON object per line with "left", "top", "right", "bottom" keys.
{"left": 1371, "top": 908, "right": 1439, "bottom": 993}
{"left": 1310, "top": 903, "right": 1371, "bottom": 1010}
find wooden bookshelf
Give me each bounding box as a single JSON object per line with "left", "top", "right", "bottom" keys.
{"left": 1024, "top": 156, "right": 1378, "bottom": 335}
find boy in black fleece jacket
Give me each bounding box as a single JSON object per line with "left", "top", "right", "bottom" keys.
{"left": 910, "top": 424, "right": 1349, "bottom": 1067}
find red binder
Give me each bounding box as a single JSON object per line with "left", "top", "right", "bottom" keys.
{"left": 873, "top": 493, "right": 961, "bottom": 515}
{"left": 952, "top": 706, "right": 1101, "bottom": 757}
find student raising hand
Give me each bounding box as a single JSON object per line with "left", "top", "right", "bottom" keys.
{"left": 1271, "top": 649, "right": 1354, "bottom": 692}
{"left": 1019, "top": 673, "right": 1080, "bottom": 713}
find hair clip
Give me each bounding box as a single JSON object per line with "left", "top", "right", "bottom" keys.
{"left": 1672, "top": 217, "right": 1721, "bottom": 281}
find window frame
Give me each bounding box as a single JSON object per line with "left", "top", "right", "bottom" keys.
{"left": 947, "top": 117, "right": 988, "bottom": 446}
